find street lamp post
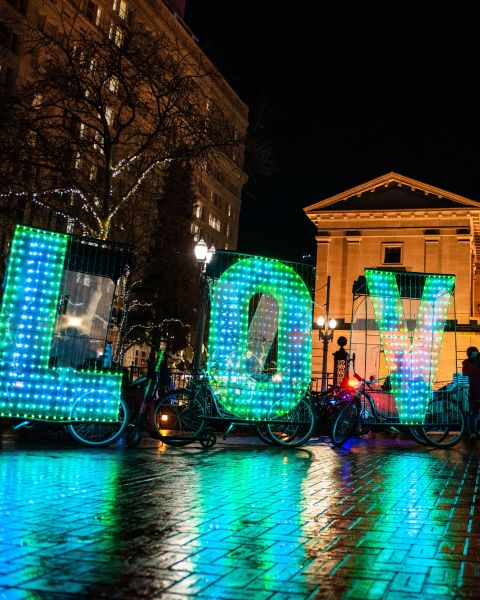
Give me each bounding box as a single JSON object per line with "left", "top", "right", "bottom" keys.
{"left": 192, "top": 239, "right": 215, "bottom": 376}
{"left": 317, "top": 275, "right": 336, "bottom": 392}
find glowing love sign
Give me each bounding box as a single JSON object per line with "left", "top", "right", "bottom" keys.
{"left": 0, "top": 226, "right": 121, "bottom": 421}
{"left": 365, "top": 269, "right": 454, "bottom": 424}
{"left": 208, "top": 256, "right": 312, "bottom": 420}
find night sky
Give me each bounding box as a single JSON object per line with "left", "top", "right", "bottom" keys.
{"left": 185, "top": 3, "right": 480, "bottom": 262}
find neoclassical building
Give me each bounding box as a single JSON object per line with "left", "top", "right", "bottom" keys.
{"left": 304, "top": 172, "right": 480, "bottom": 383}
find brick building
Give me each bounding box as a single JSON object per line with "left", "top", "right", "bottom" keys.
{"left": 0, "top": 0, "right": 248, "bottom": 252}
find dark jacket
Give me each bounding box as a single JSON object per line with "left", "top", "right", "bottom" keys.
{"left": 462, "top": 358, "right": 480, "bottom": 409}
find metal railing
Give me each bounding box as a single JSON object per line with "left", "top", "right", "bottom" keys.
{"left": 126, "top": 365, "right": 191, "bottom": 390}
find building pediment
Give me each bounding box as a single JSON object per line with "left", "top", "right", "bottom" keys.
{"left": 304, "top": 172, "right": 480, "bottom": 214}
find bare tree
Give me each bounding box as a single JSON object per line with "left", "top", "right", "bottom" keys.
{"left": 0, "top": 3, "right": 240, "bottom": 240}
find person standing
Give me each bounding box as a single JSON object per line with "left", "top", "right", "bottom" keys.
{"left": 462, "top": 346, "right": 480, "bottom": 438}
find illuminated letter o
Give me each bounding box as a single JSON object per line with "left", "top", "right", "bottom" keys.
{"left": 208, "top": 256, "right": 312, "bottom": 419}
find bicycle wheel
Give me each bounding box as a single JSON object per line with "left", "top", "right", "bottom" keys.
{"left": 266, "top": 396, "right": 317, "bottom": 447}
{"left": 331, "top": 400, "right": 359, "bottom": 447}
{"left": 125, "top": 425, "right": 143, "bottom": 448}
{"left": 153, "top": 389, "right": 205, "bottom": 441}
{"left": 354, "top": 392, "right": 373, "bottom": 436}
{"left": 255, "top": 424, "right": 276, "bottom": 445}
{"left": 422, "top": 398, "right": 465, "bottom": 448}
{"left": 199, "top": 427, "right": 217, "bottom": 449}
{"left": 409, "top": 426, "right": 430, "bottom": 446}
{"left": 67, "top": 397, "right": 128, "bottom": 447}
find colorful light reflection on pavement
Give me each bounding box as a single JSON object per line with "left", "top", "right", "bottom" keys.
{"left": 1, "top": 431, "right": 479, "bottom": 598}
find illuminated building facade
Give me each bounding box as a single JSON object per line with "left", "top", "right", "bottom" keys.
{"left": 0, "top": 0, "right": 248, "bottom": 253}
{"left": 304, "top": 172, "right": 480, "bottom": 383}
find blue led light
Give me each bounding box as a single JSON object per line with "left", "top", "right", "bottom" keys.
{"left": 208, "top": 256, "right": 312, "bottom": 420}
{"left": 365, "top": 270, "right": 454, "bottom": 424}
{"left": 0, "top": 226, "right": 121, "bottom": 422}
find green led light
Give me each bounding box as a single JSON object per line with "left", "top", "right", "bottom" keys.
{"left": 0, "top": 226, "right": 121, "bottom": 422}
{"left": 208, "top": 256, "right": 312, "bottom": 420}
{"left": 365, "top": 269, "right": 454, "bottom": 425}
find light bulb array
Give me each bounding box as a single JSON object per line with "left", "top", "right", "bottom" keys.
{"left": 208, "top": 256, "right": 312, "bottom": 420}
{"left": 0, "top": 226, "right": 121, "bottom": 422}
{"left": 365, "top": 269, "right": 454, "bottom": 424}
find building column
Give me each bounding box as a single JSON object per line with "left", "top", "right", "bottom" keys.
{"left": 424, "top": 234, "right": 440, "bottom": 273}
{"left": 456, "top": 234, "right": 472, "bottom": 324}
{"left": 343, "top": 236, "right": 362, "bottom": 323}
{"left": 313, "top": 237, "right": 331, "bottom": 377}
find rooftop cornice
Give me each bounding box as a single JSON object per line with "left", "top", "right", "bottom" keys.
{"left": 303, "top": 172, "right": 480, "bottom": 213}
{"left": 312, "top": 208, "right": 480, "bottom": 217}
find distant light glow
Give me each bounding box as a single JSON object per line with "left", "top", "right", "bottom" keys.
{"left": 64, "top": 316, "right": 83, "bottom": 328}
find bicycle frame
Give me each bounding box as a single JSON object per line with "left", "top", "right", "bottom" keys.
{"left": 189, "top": 371, "right": 315, "bottom": 434}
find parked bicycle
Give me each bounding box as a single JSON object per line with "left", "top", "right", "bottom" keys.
{"left": 65, "top": 391, "right": 129, "bottom": 447}
{"left": 330, "top": 374, "right": 466, "bottom": 449}
{"left": 311, "top": 374, "right": 367, "bottom": 436}
{"left": 124, "top": 340, "right": 217, "bottom": 449}
{"left": 5, "top": 381, "right": 129, "bottom": 448}
{"left": 161, "top": 369, "right": 317, "bottom": 447}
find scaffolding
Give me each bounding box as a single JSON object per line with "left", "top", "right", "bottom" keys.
{"left": 0, "top": 225, "right": 134, "bottom": 422}
{"left": 349, "top": 269, "right": 466, "bottom": 426}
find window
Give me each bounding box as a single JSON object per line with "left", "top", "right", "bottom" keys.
{"left": 194, "top": 204, "right": 203, "bottom": 219}
{"left": 0, "top": 24, "right": 19, "bottom": 55}
{"left": 6, "top": 0, "right": 28, "bottom": 15}
{"left": 85, "top": 0, "right": 98, "bottom": 22}
{"left": 32, "top": 94, "right": 42, "bottom": 109}
{"left": 109, "top": 24, "right": 124, "bottom": 47}
{"left": 209, "top": 214, "right": 221, "bottom": 232}
{"left": 226, "top": 223, "right": 231, "bottom": 239}
{"left": 105, "top": 106, "right": 114, "bottom": 127}
{"left": 383, "top": 245, "right": 402, "bottom": 265}
{"left": 108, "top": 76, "right": 119, "bottom": 93}
{"left": 211, "top": 190, "right": 221, "bottom": 208}
{"left": 94, "top": 129, "right": 104, "bottom": 154}
{"left": 113, "top": 0, "right": 128, "bottom": 20}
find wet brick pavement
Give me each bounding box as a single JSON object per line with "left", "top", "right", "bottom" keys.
{"left": 1, "top": 428, "right": 480, "bottom": 599}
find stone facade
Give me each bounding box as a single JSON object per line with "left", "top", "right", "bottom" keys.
{"left": 304, "top": 172, "right": 480, "bottom": 383}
